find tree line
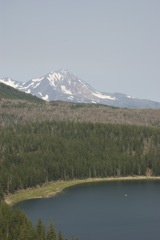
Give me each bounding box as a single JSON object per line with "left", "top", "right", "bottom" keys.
{"left": 1, "top": 99, "right": 160, "bottom": 128}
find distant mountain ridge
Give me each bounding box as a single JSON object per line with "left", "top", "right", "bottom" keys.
{"left": 1, "top": 69, "right": 160, "bottom": 109}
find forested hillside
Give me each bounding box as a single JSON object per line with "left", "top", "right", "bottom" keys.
{"left": 0, "top": 82, "right": 43, "bottom": 103}
{"left": 0, "top": 121, "right": 160, "bottom": 200}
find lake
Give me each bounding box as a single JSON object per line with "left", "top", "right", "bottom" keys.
{"left": 16, "top": 180, "right": 160, "bottom": 240}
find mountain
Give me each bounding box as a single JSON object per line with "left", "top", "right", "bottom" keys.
{"left": 0, "top": 81, "right": 43, "bottom": 102}
{"left": 1, "top": 69, "right": 160, "bottom": 109}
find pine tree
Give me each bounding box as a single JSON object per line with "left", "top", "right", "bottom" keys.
{"left": 36, "top": 218, "right": 46, "bottom": 240}
{"left": 46, "top": 219, "right": 56, "bottom": 240}
{"left": 57, "top": 231, "right": 63, "bottom": 240}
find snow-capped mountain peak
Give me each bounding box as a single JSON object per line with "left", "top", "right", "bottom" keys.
{"left": 1, "top": 69, "right": 160, "bottom": 109}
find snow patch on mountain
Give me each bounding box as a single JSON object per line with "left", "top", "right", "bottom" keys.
{"left": 68, "top": 96, "right": 74, "bottom": 100}
{"left": 127, "top": 95, "right": 135, "bottom": 99}
{"left": 26, "top": 89, "right": 31, "bottom": 94}
{"left": 78, "top": 79, "right": 87, "bottom": 87}
{"left": 61, "top": 85, "right": 72, "bottom": 95}
{"left": 32, "top": 77, "right": 44, "bottom": 82}
{"left": 33, "top": 82, "right": 41, "bottom": 88}
{"left": 47, "top": 72, "right": 63, "bottom": 87}
{"left": 92, "top": 91, "right": 116, "bottom": 100}
{"left": 42, "top": 94, "right": 49, "bottom": 101}
{"left": 19, "top": 82, "right": 34, "bottom": 90}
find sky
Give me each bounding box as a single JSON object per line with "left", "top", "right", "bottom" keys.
{"left": 0, "top": 0, "right": 160, "bottom": 102}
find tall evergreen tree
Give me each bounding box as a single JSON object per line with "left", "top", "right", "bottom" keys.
{"left": 46, "top": 219, "right": 56, "bottom": 240}
{"left": 57, "top": 231, "right": 63, "bottom": 240}
{"left": 36, "top": 218, "right": 46, "bottom": 240}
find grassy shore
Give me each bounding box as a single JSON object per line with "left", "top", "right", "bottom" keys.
{"left": 5, "top": 176, "right": 160, "bottom": 206}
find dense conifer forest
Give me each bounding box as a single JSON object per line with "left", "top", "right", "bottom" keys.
{"left": 0, "top": 120, "right": 160, "bottom": 199}
{"left": 0, "top": 95, "right": 160, "bottom": 239}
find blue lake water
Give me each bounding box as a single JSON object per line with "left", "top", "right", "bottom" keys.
{"left": 16, "top": 180, "right": 160, "bottom": 240}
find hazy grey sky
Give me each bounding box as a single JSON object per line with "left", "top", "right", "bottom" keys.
{"left": 0, "top": 0, "right": 160, "bottom": 102}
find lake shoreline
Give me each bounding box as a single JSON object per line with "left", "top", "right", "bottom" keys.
{"left": 5, "top": 176, "right": 160, "bottom": 206}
